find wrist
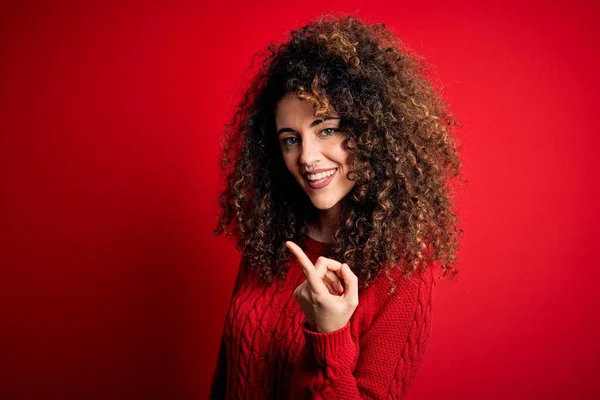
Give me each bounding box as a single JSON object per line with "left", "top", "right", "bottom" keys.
{"left": 302, "top": 321, "right": 357, "bottom": 368}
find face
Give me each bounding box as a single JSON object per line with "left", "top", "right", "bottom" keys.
{"left": 274, "top": 93, "right": 355, "bottom": 212}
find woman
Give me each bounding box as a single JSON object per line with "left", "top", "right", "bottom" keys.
{"left": 210, "top": 13, "right": 463, "bottom": 399}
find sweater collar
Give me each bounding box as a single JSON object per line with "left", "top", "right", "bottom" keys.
{"left": 304, "top": 235, "right": 333, "bottom": 256}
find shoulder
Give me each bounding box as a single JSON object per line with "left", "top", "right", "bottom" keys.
{"left": 351, "top": 263, "right": 438, "bottom": 334}
{"left": 364, "top": 262, "right": 437, "bottom": 300}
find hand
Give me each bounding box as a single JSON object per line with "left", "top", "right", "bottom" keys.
{"left": 286, "top": 241, "right": 359, "bottom": 333}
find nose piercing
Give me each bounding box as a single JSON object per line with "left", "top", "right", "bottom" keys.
{"left": 305, "top": 164, "right": 315, "bottom": 173}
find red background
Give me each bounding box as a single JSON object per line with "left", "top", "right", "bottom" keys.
{"left": 1, "top": 0, "right": 599, "bottom": 398}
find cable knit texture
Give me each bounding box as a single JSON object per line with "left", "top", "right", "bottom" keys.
{"left": 210, "top": 237, "right": 437, "bottom": 399}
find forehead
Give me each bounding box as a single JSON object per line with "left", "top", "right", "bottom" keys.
{"left": 275, "top": 94, "right": 314, "bottom": 123}
{"left": 274, "top": 93, "right": 339, "bottom": 127}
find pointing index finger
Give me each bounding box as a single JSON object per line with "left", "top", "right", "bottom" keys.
{"left": 285, "top": 241, "right": 313, "bottom": 273}
{"left": 285, "top": 241, "right": 324, "bottom": 291}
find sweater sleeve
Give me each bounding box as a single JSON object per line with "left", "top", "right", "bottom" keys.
{"left": 209, "top": 257, "right": 248, "bottom": 400}
{"left": 290, "top": 266, "right": 437, "bottom": 399}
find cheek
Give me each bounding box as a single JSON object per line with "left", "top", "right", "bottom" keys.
{"left": 326, "top": 139, "right": 349, "bottom": 164}
{"left": 335, "top": 152, "right": 353, "bottom": 184}
{"left": 281, "top": 152, "right": 299, "bottom": 175}
{"left": 334, "top": 150, "right": 350, "bottom": 170}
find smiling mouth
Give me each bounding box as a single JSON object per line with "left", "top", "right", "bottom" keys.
{"left": 304, "top": 168, "right": 338, "bottom": 189}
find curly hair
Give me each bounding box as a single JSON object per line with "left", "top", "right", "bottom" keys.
{"left": 214, "top": 13, "right": 464, "bottom": 292}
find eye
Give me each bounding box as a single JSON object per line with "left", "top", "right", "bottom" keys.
{"left": 281, "top": 136, "right": 298, "bottom": 147}
{"left": 319, "top": 128, "right": 340, "bottom": 137}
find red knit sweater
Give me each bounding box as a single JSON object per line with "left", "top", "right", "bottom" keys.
{"left": 210, "top": 237, "right": 437, "bottom": 399}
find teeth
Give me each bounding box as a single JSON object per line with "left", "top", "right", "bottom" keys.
{"left": 306, "top": 169, "right": 337, "bottom": 181}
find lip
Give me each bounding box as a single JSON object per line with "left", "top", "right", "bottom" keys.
{"left": 304, "top": 168, "right": 337, "bottom": 190}
{"left": 304, "top": 168, "right": 337, "bottom": 176}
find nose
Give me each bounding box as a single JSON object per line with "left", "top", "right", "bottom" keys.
{"left": 299, "top": 135, "right": 321, "bottom": 168}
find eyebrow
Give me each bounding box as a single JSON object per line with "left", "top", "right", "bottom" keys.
{"left": 276, "top": 117, "right": 341, "bottom": 135}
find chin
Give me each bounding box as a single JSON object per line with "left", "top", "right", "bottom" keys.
{"left": 311, "top": 202, "right": 336, "bottom": 211}
{"left": 307, "top": 196, "right": 342, "bottom": 211}
{"left": 296, "top": 177, "right": 355, "bottom": 212}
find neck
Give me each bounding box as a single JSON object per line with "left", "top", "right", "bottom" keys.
{"left": 307, "top": 202, "right": 342, "bottom": 244}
